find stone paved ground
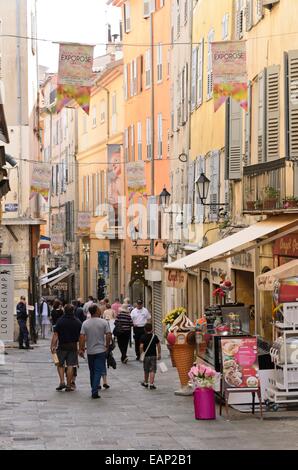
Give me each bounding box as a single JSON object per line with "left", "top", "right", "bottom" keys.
{"left": 1, "top": 340, "right": 298, "bottom": 450}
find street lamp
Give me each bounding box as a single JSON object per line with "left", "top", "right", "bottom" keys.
{"left": 159, "top": 187, "right": 171, "bottom": 209}
{"left": 196, "top": 172, "right": 228, "bottom": 209}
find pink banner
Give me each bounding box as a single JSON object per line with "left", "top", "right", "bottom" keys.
{"left": 212, "top": 41, "right": 248, "bottom": 112}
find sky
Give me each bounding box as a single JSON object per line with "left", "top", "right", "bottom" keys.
{"left": 37, "top": 0, "right": 121, "bottom": 71}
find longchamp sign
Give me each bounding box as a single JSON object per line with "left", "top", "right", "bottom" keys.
{"left": 0, "top": 265, "right": 14, "bottom": 342}
{"left": 166, "top": 270, "right": 188, "bottom": 289}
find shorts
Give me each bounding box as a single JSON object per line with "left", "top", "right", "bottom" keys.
{"left": 143, "top": 356, "right": 157, "bottom": 374}
{"left": 57, "top": 349, "right": 78, "bottom": 367}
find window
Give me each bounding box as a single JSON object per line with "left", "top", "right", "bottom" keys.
{"left": 56, "top": 165, "right": 59, "bottom": 195}
{"left": 235, "top": 0, "right": 244, "bottom": 40}
{"left": 222, "top": 13, "right": 229, "bottom": 40}
{"left": 157, "top": 43, "right": 163, "bottom": 82}
{"left": 146, "top": 118, "right": 152, "bottom": 160}
{"left": 100, "top": 100, "right": 105, "bottom": 123}
{"left": 157, "top": 113, "right": 163, "bottom": 159}
{"left": 31, "top": 10, "right": 37, "bottom": 55}
{"left": 191, "top": 48, "right": 197, "bottom": 111}
{"left": 167, "top": 48, "right": 171, "bottom": 78}
{"left": 177, "top": 1, "right": 181, "bottom": 37}
{"left": 144, "top": 0, "right": 150, "bottom": 18}
{"left": 92, "top": 106, "right": 97, "bottom": 128}
{"left": 160, "top": 0, "right": 165, "bottom": 7}
{"left": 184, "top": 0, "right": 188, "bottom": 25}
{"left": 145, "top": 49, "right": 151, "bottom": 88}
{"left": 196, "top": 39, "right": 204, "bottom": 107}
{"left": 137, "top": 122, "right": 142, "bottom": 160}
{"left": 112, "top": 92, "right": 117, "bottom": 134}
{"left": 207, "top": 30, "right": 214, "bottom": 100}
{"left": 124, "top": 1, "right": 131, "bottom": 33}
{"left": 131, "top": 59, "right": 137, "bottom": 96}
{"left": 131, "top": 124, "right": 135, "bottom": 161}
{"left": 86, "top": 175, "right": 90, "bottom": 211}
{"left": 124, "top": 128, "right": 129, "bottom": 162}
{"left": 124, "top": 64, "right": 128, "bottom": 100}
{"left": 150, "top": 0, "right": 156, "bottom": 13}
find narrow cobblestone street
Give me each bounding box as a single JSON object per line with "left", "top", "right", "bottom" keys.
{"left": 0, "top": 340, "right": 298, "bottom": 451}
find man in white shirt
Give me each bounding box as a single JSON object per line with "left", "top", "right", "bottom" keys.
{"left": 131, "top": 300, "right": 151, "bottom": 360}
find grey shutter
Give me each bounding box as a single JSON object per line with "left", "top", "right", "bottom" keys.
{"left": 266, "top": 65, "right": 280, "bottom": 161}
{"left": 153, "top": 282, "right": 163, "bottom": 340}
{"left": 148, "top": 196, "right": 158, "bottom": 239}
{"left": 195, "top": 156, "right": 205, "bottom": 223}
{"left": 197, "top": 40, "right": 204, "bottom": 107}
{"left": 246, "top": 0, "right": 253, "bottom": 31}
{"left": 191, "top": 49, "right": 197, "bottom": 111}
{"left": 288, "top": 50, "right": 298, "bottom": 159}
{"left": 235, "top": 2, "right": 241, "bottom": 40}
{"left": 187, "top": 161, "right": 195, "bottom": 224}
{"left": 244, "top": 81, "right": 251, "bottom": 166}
{"left": 210, "top": 150, "right": 220, "bottom": 222}
{"left": 229, "top": 99, "right": 242, "bottom": 180}
{"left": 258, "top": 70, "right": 266, "bottom": 163}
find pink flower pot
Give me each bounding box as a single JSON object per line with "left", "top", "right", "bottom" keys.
{"left": 193, "top": 387, "right": 216, "bottom": 420}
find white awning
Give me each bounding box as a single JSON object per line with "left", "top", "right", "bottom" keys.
{"left": 165, "top": 216, "right": 298, "bottom": 271}
{"left": 39, "top": 266, "right": 63, "bottom": 282}
{"left": 48, "top": 270, "right": 74, "bottom": 288}
{"left": 257, "top": 260, "right": 298, "bottom": 291}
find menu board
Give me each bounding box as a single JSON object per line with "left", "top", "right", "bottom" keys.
{"left": 221, "top": 337, "right": 259, "bottom": 389}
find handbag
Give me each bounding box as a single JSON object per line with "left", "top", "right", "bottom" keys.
{"left": 113, "top": 323, "right": 125, "bottom": 337}
{"left": 140, "top": 334, "right": 155, "bottom": 362}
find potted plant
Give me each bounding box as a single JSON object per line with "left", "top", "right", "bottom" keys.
{"left": 283, "top": 196, "right": 298, "bottom": 209}
{"left": 263, "top": 186, "right": 280, "bottom": 210}
{"left": 188, "top": 364, "right": 220, "bottom": 420}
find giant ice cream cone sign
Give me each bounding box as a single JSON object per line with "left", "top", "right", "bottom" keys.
{"left": 167, "top": 312, "right": 196, "bottom": 396}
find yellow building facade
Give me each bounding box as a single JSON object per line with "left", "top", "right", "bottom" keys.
{"left": 77, "top": 60, "right": 124, "bottom": 301}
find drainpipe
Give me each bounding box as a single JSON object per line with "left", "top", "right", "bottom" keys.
{"left": 150, "top": 12, "right": 155, "bottom": 257}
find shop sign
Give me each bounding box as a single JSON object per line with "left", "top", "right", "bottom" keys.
{"left": 231, "top": 251, "right": 254, "bottom": 271}
{"left": 4, "top": 203, "right": 18, "bottom": 213}
{"left": 273, "top": 234, "right": 298, "bottom": 258}
{"left": 54, "top": 282, "right": 68, "bottom": 292}
{"left": 221, "top": 336, "right": 259, "bottom": 389}
{"left": 166, "top": 270, "right": 188, "bottom": 289}
{"left": 0, "top": 265, "right": 14, "bottom": 342}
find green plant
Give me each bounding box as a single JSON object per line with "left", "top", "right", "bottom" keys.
{"left": 283, "top": 196, "right": 298, "bottom": 202}
{"left": 264, "top": 186, "right": 280, "bottom": 199}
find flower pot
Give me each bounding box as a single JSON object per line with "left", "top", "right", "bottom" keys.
{"left": 193, "top": 387, "right": 216, "bottom": 420}
{"left": 283, "top": 200, "right": 298, "bottom": 209}
{"left": 172, "top": 344, "right": 195, "bottom": 387}
{"left": 263, "top": 198, "right": 278, "bottom": 210}
{"left": 246, "top": 201, "right": 255, "bottom": 210}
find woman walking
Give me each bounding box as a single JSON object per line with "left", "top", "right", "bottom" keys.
{"left": 50, "top": 300, "right": 64, "bottom": 328}
{"left": 114, "top": 304, "right": 133, "bottom": 364}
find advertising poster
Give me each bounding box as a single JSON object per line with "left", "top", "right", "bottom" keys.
{"left": 221, "top": 337, "right": 259, "bottom": 389}
{"left": 77, "top": 212, "right": 91, "bottom": 237}
{"left": 51, "top": 234, "right": 64, "bottom": 253}
{"left": 212, "top": 41, "right": 248, "bottom": 112}
{"left": 0, "top": 265, "right": 14, "bottom": 342}
{"left": 98, "top": 252, "right": 110, "bottom": 301}
{"left": 57, "top": 43, "right": 94, "bottom": 115}
{"left": 126, "top": 161, "right": 146, "bottom": 199}
{"left": 166, "top": 270, "right": 188, "bottom": 289}
{"left": 30, "top": 163, "right": 52, "bottom": 202}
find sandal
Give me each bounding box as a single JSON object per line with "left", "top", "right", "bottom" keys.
{"left": 65, "top": 386, "right": 74, "bottom": 392}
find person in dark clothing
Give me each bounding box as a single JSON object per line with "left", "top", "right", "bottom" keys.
{"left": 50, "top": 300, "right": 64, "bottom": 328}
{"left": 72, "top": 300, "right": 86, "bottom": 324}
{"left": 50, "top": 304, "right": 82, "bottom": 392}
{"left": 114, "top": 304, "right": 133, "bottom": 363}
{"left": 140, "top": 323, "right": 161, "bottom": 390}
{"left": 16, "top": 297, "right": 32, "bottom": 350}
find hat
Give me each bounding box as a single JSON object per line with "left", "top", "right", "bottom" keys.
{"left": 137, "top": 299, "right": 143, "bottom": 304}
{"left": 120, "top": 303, "right": 130, "bottom": 313}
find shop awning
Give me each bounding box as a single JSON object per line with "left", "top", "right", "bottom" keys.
{"left": 48, "top": 270, "right": 74, "bottom": 288}
{"left": 257, "top": 260, "right": 298, "bottom": 291}
{"left": 39, "top": 266, "right": 64, "bottom": 282}
{"left": 165, "top": 216, "right": 298, "bottom": 272}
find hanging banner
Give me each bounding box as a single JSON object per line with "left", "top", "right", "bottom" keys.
{"left": 57, "top": 43, "right": 94, "bottom": 115}
{"left": 0, "top": 265, "right": 14, "bottom": 342}
{"left": 127, "top": 161, "right": 146, "bottom": 198}
{"left": 77, "top": 212, "right": 91, "bottom": 237}
{"left": 212, "top": 41, "right": 248, "bottom": 112}
{"left": 30, "top": 163, "right": 52, "bottom": 202}
{"left": 166, "top": 270, "right": 188, "bottom": 289}
{"left": 98, "top": 252, "right": 110, "bottom": 301}
{"left": 51, "top": 234, "right": 64, "bottom": 253}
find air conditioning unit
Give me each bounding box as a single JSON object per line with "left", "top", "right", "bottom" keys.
{"left": 263, "top": 0, "right": 280, "bottom": 10}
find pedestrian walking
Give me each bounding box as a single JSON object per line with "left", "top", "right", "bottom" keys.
{"left": 72, "top": 300, "right": 86, "bottom": 324}
{"left": 50, "top": 300, "right": 64, "bottom": 327}
{"left": 111, "top": 298, "right": 121, "bottom": 316}
{"left": 114, "top": 304, "right": 133, "bottom": 363}
{"left": 79, "top": 304, "right": 112, "bottom": 399}
{"left": 16, "top": 296, "right": 32, "bottom": 350}
{"left": 140, "top": 323, "right": 161, "bottom": 390}
{"left": 131, "top": 300, "right": 151, "bottom": 361}
{"left": 39, "top": 298, "right": 51, "bottom": 339}
{"left": 50, "top": 304, "right": 82, "bottom": 392}
{"left": 103, "top": 303, "right": 116, "bottom": 334}
{"left": 83, "top": 296, "right": 94, "bottom": 316}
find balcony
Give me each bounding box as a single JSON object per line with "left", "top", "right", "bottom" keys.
{"left": 243, "top": 158, "right": 298, "bottom": 214}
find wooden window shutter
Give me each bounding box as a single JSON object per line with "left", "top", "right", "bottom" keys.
{"left": 245, "top": 0, "right": 253, "bottom": 32}
{"left": 266, "top": 65, "right": 280, "bottom": 161}
{"left": 258, "top": 70, "right": 266, "bottom": 163}
{"left": 288, "top": 50, "right": 298, "bottom": 159}
{"left": 137, "top": 55, "right": 143, "bottom": 94}
{"left": 197, "top": 39, "right": 204, "bottom": 107}
{"left": 209, "top": 150, "right": 220, "bottom": 221}
{"left": 191, "top": 48, "right": 197, "bottom": 111}
{"left": 229, "top": 99, "right": 242, "bottom": 180}
{"left": 127, "top": 63, "right": 131, "bottom": 99}
{"left": 148, "top": 196, "right": 158, "bottom": 239}
{"left": 124, "top": 64, "right": 128, "bottom": 100}
{"left": 184, "top": 64, "right": 189, "bottom": 123}
{"left": 244, "top": 81, "right": 252, "bottom": 166}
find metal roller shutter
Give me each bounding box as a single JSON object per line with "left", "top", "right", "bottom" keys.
{"left": 153, "top": 282, "right": 163, "bottom": 342}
